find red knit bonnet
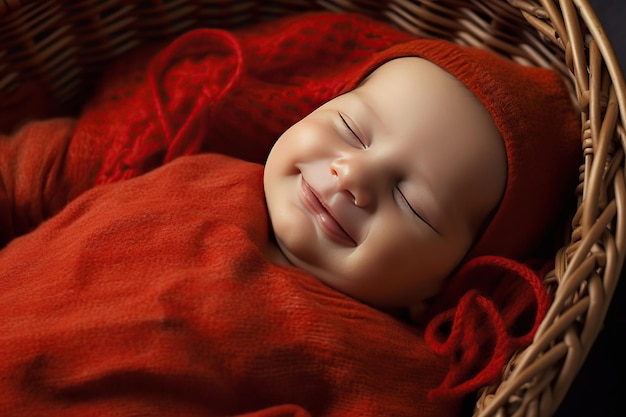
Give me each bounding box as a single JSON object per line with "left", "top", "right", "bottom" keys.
{"left": 339, "top": 39, "right": 581, "bottom": 398}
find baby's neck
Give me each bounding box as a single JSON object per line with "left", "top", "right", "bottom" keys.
{"left": 263, "top": 240, "right": 292, "bottom": 267}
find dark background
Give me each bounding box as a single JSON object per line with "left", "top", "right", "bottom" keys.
{"left": 589, "top": 0, "right": 626, "bottom": 70}
{"left": 555, "top": 1, "right": 625, "bottom": 416}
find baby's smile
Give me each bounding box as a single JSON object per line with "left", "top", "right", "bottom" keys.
{"left": 299, "top": 177, "right": 357, "bottom": 247}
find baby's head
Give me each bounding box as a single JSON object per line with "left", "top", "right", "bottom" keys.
{"left": 264, "top": 39, "right": 580, "bottom": 311}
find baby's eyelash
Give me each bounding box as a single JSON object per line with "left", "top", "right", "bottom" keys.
{"left": 338, "top": 112, "right": 366, "bottom": 148}
{"left": 396, "top": 188, "right": 420, "bottom": 219}
{"left": 396, "top": 187, "right": 438, "bottom": 234}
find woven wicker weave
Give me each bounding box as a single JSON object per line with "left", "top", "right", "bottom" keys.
{"left": 1, "top": 1, "right": 624, "bottom": 416}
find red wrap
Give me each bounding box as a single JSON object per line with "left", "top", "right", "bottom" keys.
{"left": 0, "top": 153, "right": 457, "bottom": 417}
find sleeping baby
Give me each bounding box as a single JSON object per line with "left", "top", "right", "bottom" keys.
{"left": 0, "top": 11, "right": 580, "bottom": 417}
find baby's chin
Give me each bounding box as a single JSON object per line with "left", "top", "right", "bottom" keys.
{"left": 270, "top": 230, "right": 428, "bottom": 309}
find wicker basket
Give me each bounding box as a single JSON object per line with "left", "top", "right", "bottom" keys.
{"left": 1, "top": 1, "right": 624, "bottom": 416}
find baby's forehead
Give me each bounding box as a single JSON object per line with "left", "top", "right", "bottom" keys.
{"left": 356, "top": 57, "right": 473, "bottom": 95}
{"left": 352, "top": 56, "right": 487, "bottom": 115}
{"left": 356, "top": 56, "right": 424, "bottom": 85}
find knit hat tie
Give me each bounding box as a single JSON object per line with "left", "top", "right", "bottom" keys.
{"left": 424, "top": 256, "right": 551, "bottom": 399}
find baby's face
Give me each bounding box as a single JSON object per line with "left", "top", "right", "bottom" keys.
{"left": 263, "top": 57, "right": 506, "bottom": 309}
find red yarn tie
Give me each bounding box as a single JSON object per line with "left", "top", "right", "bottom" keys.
{"left": 425, "top": 255, "right": 551, "bottom": 399}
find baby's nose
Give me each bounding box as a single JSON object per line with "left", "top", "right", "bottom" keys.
{"left": 329, "top": 156, "right": 374, "bottom": 207}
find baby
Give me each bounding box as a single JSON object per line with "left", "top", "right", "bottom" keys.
{"left": 0, "top": 12, "right": 580, "bottom": 417}
{"left": 264, "top": 56, "right": 507, "bottom": 312}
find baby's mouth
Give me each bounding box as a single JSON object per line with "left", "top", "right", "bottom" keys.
{"left": 300, "top": 178, "right": 357, "bottom": 247}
